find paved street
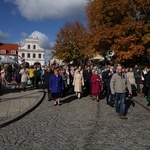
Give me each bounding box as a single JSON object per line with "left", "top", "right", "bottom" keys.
{"left": 0, "top": 91, "right": 150, "bottom": 150}
{"left": 0, "top": 83, "right": 44, "bottom": 127}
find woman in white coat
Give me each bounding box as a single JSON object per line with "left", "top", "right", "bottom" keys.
{"left": 19, "top": 66, "right": 29, "bottom": 91}
{"left": 73, "top": 70, "right": 84, "bottom": 99}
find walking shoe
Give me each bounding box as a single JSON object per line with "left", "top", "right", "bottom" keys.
{"left": 96, "top": 99, "right": 100, "bottom": 102}
{"left": 110, "top": 103, "right": 114, "bottom": 107}
{"left": 116, "top": 112, "right": 120, "bottom": 117}
{"left": 120, "top": 115, "right": 128, "bottom": 119}
{"left": 106, "top": 101, "right": 110, "bottom": 105}
{"left": 54, "top": 101, "right": 57, "bottom": 106}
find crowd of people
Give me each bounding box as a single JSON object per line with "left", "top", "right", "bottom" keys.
{"left": 0, "top": 63, "right": 150, "bottom": 119}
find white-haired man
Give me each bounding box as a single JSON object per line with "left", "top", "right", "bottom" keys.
{"left": 110, "top": 65, "right": 132, "bottom": 119}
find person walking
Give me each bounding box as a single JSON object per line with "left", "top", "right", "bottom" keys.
{"left": 19, "top": 66, "right": 29, "bottom": 91}
{"left": 34, "top": 67, "right": 41, "bottom": 89}
{"left": 91, "top": 70, "right": 103, "bottom": 102}
{"left": 110, "top": 65, "right": 132, "bottom": 119}
{"left": 133, "top": 65, "right": 141, "bottom": 94}
{"left": 146, "top": 67, "right": 150, "bottom": 106}
{"left": 44, "top": 66, "right": 53, "bottom": 101}
{"left": 73, "top": 70, "right": 84, "bottom": 99}
{"left": 28, "top": 66, "right": 35, "bottom": 87}
{"left": 14, "top": 65, "right": 21, "bottom": 89}
{"left": 0, "top": 66, "right": 8, "bottom": 87}
{"left": 103, "top": 64, "right": 115, "bottom": 106}
{"left": 60, "top": 68, "right": 68, "bottom": 97}
{"left": 127, "top": 67, "right": 137, "bottom": 97}
{"left": 83, "top": 66, "right": 92, "bottom": 96}
{"left": 50, "top": 69, "right": 64, "bottom": 106}
{"left": 141, "top": 66, "right": 148, "bottom": 98}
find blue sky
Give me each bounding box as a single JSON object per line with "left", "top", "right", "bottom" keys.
{"left": 0, "top": 0, "right": 87, "bottom": 61}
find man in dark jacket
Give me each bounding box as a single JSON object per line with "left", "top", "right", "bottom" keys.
{"left": 83, "top": 66, "right": 92, "bottom": 96}
{"left": 133, "top": 65, "right": 141, "bottom": 93}
{"left": 146, "top": 67, "right": 150, "bottom": 106}
{"left": 34, "top": 67, "right": 41, "bottom": 88}
{"left": 6, "top": 64, "right": 12, "bottom": 82}
{"left": 104, "top": 64, "right": 115, "bottom": 106}
{"left": 44, "top": 67, "right": 53, "bottom": 101}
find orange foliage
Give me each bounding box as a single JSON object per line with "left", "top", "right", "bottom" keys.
{"left": 53, "top": 21, "right": 89, "bottom": 64}
{"left": 86, "top": 0, "right": 150, "bottom": 63}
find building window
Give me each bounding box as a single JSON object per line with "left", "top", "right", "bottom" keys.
{"left": 27, "top": 53, "right": 30, "bottom": 58}
{"left": 1, "top": 49, "right": 6, "bottom": 54}
{"left": 33, "top": 53, "right": 36, "bottom": 58}
{"left": 11, "top": 50, "right": 16, "bottom": 54}
{"left": 33, "top": 45, "right": 36, "bottom": 49}
{"left": 28, "top": 44, "right": 30, "bottom": 49}
{"left": 38, "top": 54, "right": 41, "bottom": 58}
{"left": 22, "top": 53, "right": 25, "bottom": 58}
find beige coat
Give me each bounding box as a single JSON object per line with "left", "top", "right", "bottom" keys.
{"left": 73, "top": 72, "right": 84, "bottom": 92}
{"left": 19, "top": 69, "right": 29, "bottom": 82}
{"left": 127, "top": 72, "right": 136, "bottom": 85}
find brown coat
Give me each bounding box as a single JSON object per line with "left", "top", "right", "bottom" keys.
{"left": 73, "top": 72, "right": 84, "bottom": 92}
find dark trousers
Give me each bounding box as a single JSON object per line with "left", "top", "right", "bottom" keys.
{"left": 7, "top": 72, "right": 12, "bottom": 82}
{"left": 142, "top": 81, "right": 148, "bottom": 96}
{"left": 85, "top": 81, "right": 91, "bottom": 95}
{"left": 135, "top": 78, "right": 140, "bottom": 93}
{"left": 106, "top": 85, "right": 114, "bottom": 104}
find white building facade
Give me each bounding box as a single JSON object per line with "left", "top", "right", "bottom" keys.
{"left": 18, "top": 37, "right": 45, "bottom": 66}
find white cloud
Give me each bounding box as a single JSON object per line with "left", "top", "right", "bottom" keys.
{"left": 20, "top": 31, "right": 52, "bottom": 62}
{"left": 5, "top": 0, "right": 87, "bottom": 21}
{"left": 0, "top": 30, "right": 9, "bottom": 41}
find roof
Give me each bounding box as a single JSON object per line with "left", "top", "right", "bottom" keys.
{"left": 0, "top": 43, "right": 18, "bottom": 56}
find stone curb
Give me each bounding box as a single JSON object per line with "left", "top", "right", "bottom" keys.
{"left": 0, "top": 89, "right": 45, "bottom": 128}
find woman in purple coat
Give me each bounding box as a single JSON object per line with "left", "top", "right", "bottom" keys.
{"left": 91, "top": 70, "right": 102, "bottom": 101}
{"left": 50, "top": 69, "right": 64, "bottom": 106}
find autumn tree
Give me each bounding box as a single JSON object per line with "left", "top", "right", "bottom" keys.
{"left": 86, "top": 0, "right": 150, "bottom": 64}
{"left": 53, "top": 21, "right": 90, "bottom": 65}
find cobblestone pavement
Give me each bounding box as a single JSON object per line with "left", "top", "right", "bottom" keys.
{"left": 0, "top": 92, "right": 150, "bottom": 150}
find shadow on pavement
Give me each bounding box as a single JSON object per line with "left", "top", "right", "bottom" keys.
{"left": 125, "top": 98, "right": 135, "bottom": 116}
{"left": 62, "top": 95, "right": 77, "bottom": 104}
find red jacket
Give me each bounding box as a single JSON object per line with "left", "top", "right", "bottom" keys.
{"left": 91, "top": 74, "right": 102, "bottom": 94}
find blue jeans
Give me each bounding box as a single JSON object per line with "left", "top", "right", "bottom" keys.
{"left": 115, "top": 93, "right": 126, "bottom": 115}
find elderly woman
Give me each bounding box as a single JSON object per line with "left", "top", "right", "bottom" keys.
{"left": 73, "top": 70, "right": 84, "bottom": 99}
{"left": 91, "top": 70, "right": 102, "bottom": 101}
{"left": 50, "top": 69, "right": 64, "bottom": 106}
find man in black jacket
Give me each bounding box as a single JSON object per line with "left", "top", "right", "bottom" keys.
{"left": 83, "top": 66, "right": 92, "bottom": 96}
{"left": 103, "top": 64, "right": 115, "bottom": 106}
{"left": 44, "top": 67, "right": 53, "bottom": 101}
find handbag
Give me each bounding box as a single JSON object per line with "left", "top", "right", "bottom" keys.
{"left": 27, "top": 79, "right": 31, "bottom": 85}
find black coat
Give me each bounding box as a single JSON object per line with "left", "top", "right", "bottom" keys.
{"left": 146, "top": 70, "right": 150, "bottom": 90}
{"left": 83, "top": 69, "right": 92, "bottom": 82}
{"left": 44, "top": 71, "right": 53, "bottom": 88}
